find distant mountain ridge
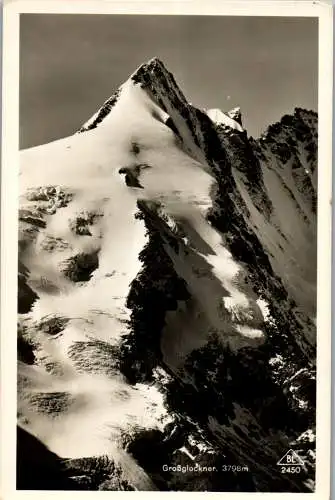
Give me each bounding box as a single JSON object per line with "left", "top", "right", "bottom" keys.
{"left": 18, "top": 57, "right": 317, "bottom": 492}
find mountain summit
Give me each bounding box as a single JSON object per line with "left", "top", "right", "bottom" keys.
{"left": 18, "top": 58, "right": 317, "bottom": 492}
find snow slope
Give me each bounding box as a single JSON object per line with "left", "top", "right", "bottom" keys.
{"left": 17, "top": 57, "right": 317, "bottom": 492}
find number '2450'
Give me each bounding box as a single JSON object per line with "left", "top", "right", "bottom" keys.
{"left": 281, "top": 466, "right": 301, "bottom": 474}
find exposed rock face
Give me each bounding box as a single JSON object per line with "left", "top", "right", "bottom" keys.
{"left": 17, "top": 57, "right": 317, "bottom": 492}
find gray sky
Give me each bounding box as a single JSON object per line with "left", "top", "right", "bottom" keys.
{"left": 20, "top": 15, "right": 318, "bottom": 149}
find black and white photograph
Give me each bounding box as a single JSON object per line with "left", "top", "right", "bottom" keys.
{"left": 0, "top": 1, "right": 333, "bottom": 498}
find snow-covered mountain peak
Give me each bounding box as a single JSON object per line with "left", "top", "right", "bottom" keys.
{"left": 18, "top": 57, "right": 317, "bottom": 492}
{"left": 206, "top": 107, "right": 244, "bottom": 132}
{"left": 227, "top": 106, "right": 243, "bottom": 126}
{"left": 78, "top": 57, "right": 171, "bottom": 133}
{"left": 130, "top": 56, "right": 169, "bottom": 80}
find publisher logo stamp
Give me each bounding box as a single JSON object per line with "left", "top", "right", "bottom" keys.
{"left": 277, "top": 449, "right": 304, "bottom": 474}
